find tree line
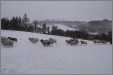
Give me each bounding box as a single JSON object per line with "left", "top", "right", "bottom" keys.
{"left": 1, "top": 14, "right": 112, "bottom": 43}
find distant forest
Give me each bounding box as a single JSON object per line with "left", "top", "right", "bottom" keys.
{"left": 1, "top": 13, "right": 112, "bottom": 42}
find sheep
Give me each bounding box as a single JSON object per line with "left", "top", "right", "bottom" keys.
{"left": 65, "top": 39, "right": 79, "bottom": 45}
{"left": 1, "top": 37, "right": 14, "bottom": 47}
{"left": 40, "top": 39, "right": 51, "bottom": 47}
{"left": 93, "top": 40, "right": 107, "bottom": 44}
{"left": 49, "top": 38, "right": 56, "bottom": 44}
{"left": 8, "top": 37, "right": 17, "bottom": 42}
{"left": 80, "top": 40, "right": 87, "bottom": 44}
{"left": 29, "top": 37, "right": 39, "bottom": 43}
{"left": 40, "top": 38, "right": 57, "bottom": 47}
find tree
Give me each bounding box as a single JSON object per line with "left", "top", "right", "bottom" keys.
{"left": 52, "top": 26, "right": 57, "bottom": 31}
{"left": 22, "top": 13, "right": 29, "bottom": 23}
{"left": 33, "top": 20, "right": 38, "bottom": 32}
{"left": 51, "top": 26, "right": 58, "bottom": 35}
{"left": 42, "top": 23, "right": 47, "bottom": 34}
{"left": 47, "top": 27, "right": 50, "bottom": 34}
{"left": 107, "top": 31, "right": 112, "bottom": 42}
{"left": 1, "top": 18, "right": 10, "bottom": 29}
{"left": 9, "top": 16, "right": 22, "bottom": 30}
{"left": 22, "top": 13, "right": 30, "bottom": 31}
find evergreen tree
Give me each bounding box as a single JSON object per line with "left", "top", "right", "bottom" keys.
{"left": 1, "top": 18, "right": 10, "bottom": 29}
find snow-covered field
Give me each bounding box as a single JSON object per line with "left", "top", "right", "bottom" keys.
{"left": 1, "top": 30, "right": 112, "bottom": 74}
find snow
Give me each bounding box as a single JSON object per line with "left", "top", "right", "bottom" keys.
{"left": 88, "top": 32, "right": 99, "bottom": 35}
{"left": 1, "top": 30, "right": 112, "bottom": 74}
{"left": 47, "top": 24, "right": 76, "bottom": 31}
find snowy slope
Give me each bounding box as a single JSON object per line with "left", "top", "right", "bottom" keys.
{"left": 47, "top": 24, "right": 76, "bottom": 31}
{"left": 1, "top": 30, "right": 112, "bottom": 74}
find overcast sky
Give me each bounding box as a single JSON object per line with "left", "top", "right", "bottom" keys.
{"left": 1, "top": 1, "right": 112, "bottom": 21}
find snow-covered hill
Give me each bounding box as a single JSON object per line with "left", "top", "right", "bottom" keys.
{"left": 46, "top": 24, "right": 77, "bottom": 31}
{"left": 1, "top": 30, "right": 112, "bottom": 74}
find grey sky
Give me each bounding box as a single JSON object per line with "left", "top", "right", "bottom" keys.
{"left": 1, "top": 1, "right": 112, "bottom": 21}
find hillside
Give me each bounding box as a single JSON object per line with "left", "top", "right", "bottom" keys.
{"left": 46, "top": 24, "right": 77, "bottom": 31}
{"left": 1, "top": 30, "right": 112, "bottom": 74}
